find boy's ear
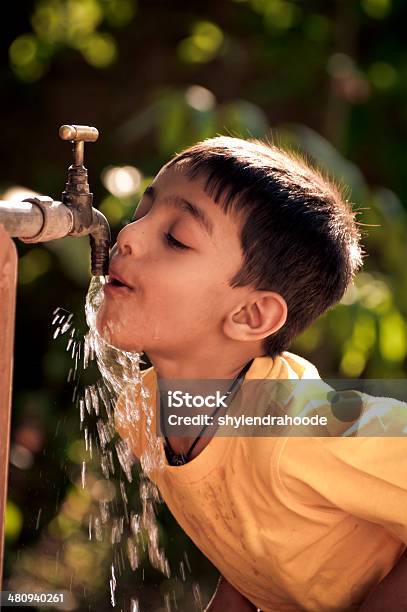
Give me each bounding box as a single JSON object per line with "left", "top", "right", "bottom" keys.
{"left": 223, "top": 291, "right": 287, "bottom": 342}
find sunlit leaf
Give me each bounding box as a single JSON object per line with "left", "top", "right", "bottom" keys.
{"left": 352, "top": 312, "right": 376, "bottom": 351}
{"left": 79, "top": 32, "right": 117, "bottom": 67}
{"left": 103, "top": 0, "right": 137, "bottom": 27}
{"left": 178, "top": 21, "right": 223, "bottom": 64}
{"left": 379, "top": 310, "right": 407, "bottom": 362}
{"left": 5, "top": 501, "right": 23, "bottom": 542}
{"left": 31, "top": 0, "right": 103, "bottom": 42}
{"left": 8, "top": 34, "right": 47, "bottom": 81}
{"left": 368, "top": 62, "right": 397, "bottom": 90}
{"left": 361, "top": 0, "right": 392, "bottom": 19}
{"left": 340, "top": 346, "right": 366, "bottom": 377}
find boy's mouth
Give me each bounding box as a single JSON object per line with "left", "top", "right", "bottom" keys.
{"left": 104, "top": 269, "right": 133, "bottom": 295}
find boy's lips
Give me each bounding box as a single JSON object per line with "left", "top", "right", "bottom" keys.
{"left": 104, "top": 268, "right": 134, "bottom": 296}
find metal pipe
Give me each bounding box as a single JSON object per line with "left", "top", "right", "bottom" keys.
{"left": 0, "top": 199, "right": 111, "bottom": 275}
{"left": 0, "top": 200, "right": 44, "bottom": 238}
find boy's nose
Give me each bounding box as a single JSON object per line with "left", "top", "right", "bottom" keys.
{"left": 115, "top": 221, "right": 147, "bottom": 257}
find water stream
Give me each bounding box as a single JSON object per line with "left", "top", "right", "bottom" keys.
{"left": 48, "top": 277, "right": 203, "bottom": 610}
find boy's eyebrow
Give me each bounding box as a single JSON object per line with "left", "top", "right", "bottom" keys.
{"left": 143, "top": 185, "right": 213, "bottom": 237}
{"left": 144, "top": 185, "right": 213, "bottom": 236}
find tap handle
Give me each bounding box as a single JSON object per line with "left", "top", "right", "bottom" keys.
{"left": 59, "top": 125, "right": 99, "bottom": 142}
{"left": 59, "top": 124, "right": 99, "bottom": 167}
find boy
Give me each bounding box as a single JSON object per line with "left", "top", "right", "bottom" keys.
{"left": 97, "top": 137, "right": 407, "bottom": 611}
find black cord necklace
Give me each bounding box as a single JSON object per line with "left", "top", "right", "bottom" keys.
{"left": 163, "top": 359, "right": 254, "bottom": 466}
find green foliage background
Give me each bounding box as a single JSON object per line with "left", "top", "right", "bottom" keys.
{"left": 1, "top": 0, "right": 407, "bottom": 610}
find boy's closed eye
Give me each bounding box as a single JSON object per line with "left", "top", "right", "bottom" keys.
{"left": 130, "top": 203, "right": 192, "bottom": 251}
{"left": 131, "top": 190, "right": 194, "bottom": 251}
{"left": 164, "top": 232, "right": 189, "bottom": 250}
{"left": 131, "top": 183, "right": 214, "bottom": 252}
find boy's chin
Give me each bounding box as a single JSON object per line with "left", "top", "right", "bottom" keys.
{"left": 95, "top": 310, "right": 143, "bottom": 353}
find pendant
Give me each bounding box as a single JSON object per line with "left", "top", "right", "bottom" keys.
{"left": 165, "top": 445, "right": 187, "bottom": 466}
{"left": 173, "top": 455, "right": 187, "bottom": 466}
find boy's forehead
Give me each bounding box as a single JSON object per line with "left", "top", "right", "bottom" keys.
{"left": 153, "top": 163, "right": 242, "bottom": 226}
{"left": 151, "top": 163, "right": 244, "bottom": 250}
{"left": 154, "top": 162, "right": 210, "bottom": 199}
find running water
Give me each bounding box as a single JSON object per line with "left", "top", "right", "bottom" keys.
{"left": 50, "top": 276, "right": 181, "bottom": 609}
{"left": 83, "top": 276, "right": 164, "bottom": 475}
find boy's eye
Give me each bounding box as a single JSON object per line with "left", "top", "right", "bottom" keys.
{"left": 165, "top": 233, "right": 189, "bottom": 250}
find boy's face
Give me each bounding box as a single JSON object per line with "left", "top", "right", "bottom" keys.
{"left": 96, "top": 162, "right": 248, "bottom": 358}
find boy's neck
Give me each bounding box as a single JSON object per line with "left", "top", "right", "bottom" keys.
{"left": 146, "top": 350, "right": 260, "bottom": 380}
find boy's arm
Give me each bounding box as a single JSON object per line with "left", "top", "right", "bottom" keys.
{"left": 358, "top": 549, "right": 407, "bottom": 611}
{"left": 204, "top": 575, "right": 258, "bottom": 611}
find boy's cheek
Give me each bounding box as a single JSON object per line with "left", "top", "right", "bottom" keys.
{"left": 95, "top": 305, "right": 116, "bottom": 342}
{"left": 95, "top": 302, "right": 106, "bottom": 334}
{"left": 95, "top": 303, "right": 125, "bottom": 341}
{"left": 94, "top": 302, "right": 147, "bottom": 350}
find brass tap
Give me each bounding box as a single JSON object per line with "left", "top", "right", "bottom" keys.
{"left": 59, "top": 125, "right": 99, "bottom": 166}
{"left": 58, "top": 125, "right": 111, "bottom": 275}
{"left": 6, "top": 124, "right": 112, "bottom": 276}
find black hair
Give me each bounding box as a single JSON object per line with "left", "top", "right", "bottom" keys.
{"left": 167, "top": 136, "right": 364, "bottom": 358}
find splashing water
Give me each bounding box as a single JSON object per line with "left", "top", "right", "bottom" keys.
{"left": 81, "top": 461, "right": 86, "bottom": 489}
{"left": 84, "top": 277, "right": 164, "bottom": 473}
{"left": 51, "top": 276, "right": 175, "bottom": 609}
{"left": 110, "top": 564, "right": 117, "bottom": 607}
{"left": 130, "top": 598, "right": 140, "bottom": 612}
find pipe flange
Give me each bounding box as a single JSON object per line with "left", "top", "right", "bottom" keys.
{"left": 20, "top": 196, "right": 74, "bottom": 243}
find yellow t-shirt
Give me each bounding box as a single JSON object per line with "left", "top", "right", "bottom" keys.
{"left": 115, "top": 352, "right": 407, "bottom": 612}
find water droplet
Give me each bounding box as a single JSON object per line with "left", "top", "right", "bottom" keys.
{"left": 184, "top": 551, "right": 191, "bottom": 573}
{"left": 127, "top": 537, "right": 139, "bottom": 571}
{"left": 79, "top": 399, "right": 85, "bottom": 423}
{"left": 130, "top": 598, "right": 140, "bottom": 612}
{"left": 90, "top": 385, "right": 100, "bottom": 416}
{"left": 109, "top": 564, "right": 117, "bottom": 607}
{"left": 81, "top": 461, "right": 86, "bottom": 489}
{"left": 94, "top": 516, "right": 102, "bottom": 541}
{"left": 192, "top": 583, "right": 202, "bottom": 609}
{"left": 100, "top": 500, "right": 110, "bottom": 524}
{"left": 60, "top": 322, "right": 69, "bottom": 335}
{"left": 35, "top": 508, "right": 42, "bottom": 530}
{"left": 84, "top": 387, "right": 92, "bottom": 415}
{"left": 164, "top": 592, "right": 171, "bottom": 611}
{"left": 120, "top": 480, "right": 128, "bottom": 505}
